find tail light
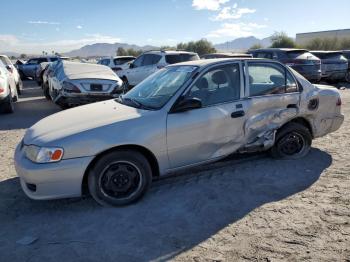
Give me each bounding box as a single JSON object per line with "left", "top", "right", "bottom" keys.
{"left": 0, "top": 88, "right": 4, "bottom": 94}
{"left": 336, "top": 97, "right": 342, "bottom": 106}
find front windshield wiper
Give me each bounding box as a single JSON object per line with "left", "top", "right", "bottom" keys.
{"left": 118, "top": 96, "right": 155, "bottom": 110}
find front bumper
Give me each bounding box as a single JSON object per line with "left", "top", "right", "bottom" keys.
{"left": 14, "top": 143, "right": 94, "bottom": 200}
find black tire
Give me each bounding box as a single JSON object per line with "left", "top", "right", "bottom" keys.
{"left": 16, "top": 80, "right": 22, "bottom": 95}
{"left": 271, "top": 122, "right": 312, "bottom": 159}
{"left": 43, "top": 83, "right": 51, "bottom": 100}
{"left": 88, "top": 150, "right": 152, "bottom": 206}
{"left": 57, "top": 102, "right": 70, "bottom": 110}
{"left": 121, "top": 77, "right": 130, "bottom": 93}
{"left": 2, "top": 91, "right": 14, "bottom": 114}
{"left": 346, "top": 72, "right": 350, "bottom": 83}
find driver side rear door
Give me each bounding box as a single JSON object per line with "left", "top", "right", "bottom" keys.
{"left": 166, "top": 62, "right": 248, "bottom": 169}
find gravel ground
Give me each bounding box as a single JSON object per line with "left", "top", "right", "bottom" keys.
{"left": 0, "top": 81, "right": 349, "bottom": 262}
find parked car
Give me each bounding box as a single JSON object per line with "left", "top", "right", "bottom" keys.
{"left": 118, "top": 50, "right": 199, "bottom": 89}
{"left": 341, "top": 50, "right": 350, "bottom": 82}
{"left": 15, "top": 58, "right": 344, "bottom": 206}
{"left": 249, "top": 48, "right": 322, "bottom": 82}
{"left": 0, "top": 60, "right": 18, "bottom": 113}
{"left": 48, "top": 61, "right": 123, "bottom": 108}
{"left": 17, "top": 56, "right": 61, "bottom": 79}
{"left": 201, "top": 53, "right": 252, "bottom": 59}
{"left": 97, "top": 56, "right": 135, "bottom": 74}
{"left": 310, "top": 51, "right": 348, "bottom": 82}
{"left": 0, "top": 55, "right": 23, "bottom": 95}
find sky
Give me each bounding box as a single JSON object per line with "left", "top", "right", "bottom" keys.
{"left": 0, "top": 0, "right": 349, "bottom": 54}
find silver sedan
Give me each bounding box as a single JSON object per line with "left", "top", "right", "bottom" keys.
{"left": 15, "top": 58, "right": 344, "bottom": 206}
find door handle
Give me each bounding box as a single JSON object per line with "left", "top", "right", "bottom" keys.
{"left": 231, "top": 110, "right": 245, "bottom": 118}
{"left": 287, "top": 104, "right": 298, "bottom": 109}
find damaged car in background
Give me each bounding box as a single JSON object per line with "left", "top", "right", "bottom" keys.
{"left": 48, "top": 61, "right": 123, "bottom": 108}
{"left": 15, "top": 58, "right": 344, "bottom": 206}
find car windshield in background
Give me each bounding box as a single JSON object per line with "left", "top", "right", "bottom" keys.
{"left": 120, "top": 65, "right": 198, "bottom": 109}
{"left": 165, "top": 54, "right": 199, "bottom": 64}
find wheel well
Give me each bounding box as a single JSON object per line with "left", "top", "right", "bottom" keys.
{"left": 286, "top": 117, "right": 313, "bottom": 137}
{"left": 81, "top": 145, "right": 160, "bottom": 195}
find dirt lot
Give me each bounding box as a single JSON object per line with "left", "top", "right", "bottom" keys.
{"left": 0, "top": 81, "right": 349, "bottom": 262}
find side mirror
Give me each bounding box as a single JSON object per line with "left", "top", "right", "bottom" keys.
{"left": 172, "top": 97, "right": 202, "bottom": 113}
{"left": 129, "top": 63, "right": 135, "bottom": 69}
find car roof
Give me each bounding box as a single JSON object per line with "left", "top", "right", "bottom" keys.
{"left": 168, "top": 57, "right": 265, "bottom": 68}
{"left": 311, "top": 50, "right": 343, "bottom": 54}
{"left": 251, "top": 48, "right": 309, "bottom": 53}
{"left": 112, "top": 56, "right": 135, "bottom": 58}
{"left": 202, "top": 53, "right": 252, "bottom": 57}
{"left": 144, "top": 50, "right": 197, "bottom": 55}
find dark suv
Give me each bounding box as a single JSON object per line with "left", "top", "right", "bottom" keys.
{"left": 311, "top": 51, "right": 348, "bottom": 82}
{"left": 249, "top": 48, "right": 322, "bottom": 82}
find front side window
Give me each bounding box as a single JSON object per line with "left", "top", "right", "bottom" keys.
{"left": 121, "top": 65, "right": 197, "bottom": 109}
{"left": 248, "top": 63, "right": 297, "bottom": 96}
{"left": 132, "top": 55, "right": 144, "bottom": 68}
{"left": 142, "top": 54, "right": 162, "bottom": 66}
{"left": 187, "top": 64, "right": 241, "bottom": 107}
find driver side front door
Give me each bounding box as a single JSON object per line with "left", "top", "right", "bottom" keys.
{"left": 166, "top": 62, "right": 248, "bottom": 169}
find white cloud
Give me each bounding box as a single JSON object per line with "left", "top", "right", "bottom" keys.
{"left": 206, "top": 22, "right": 266, "bottom": 38}
{"left": 192, "top": 0, "right": 229, "bottom": 11}
{"left": 211, "top": 5, "right": 256, "bottom": 20}
{"left": 28, "top": 21, "right": 60, "bottom": 25}
{"left": 76, "top": 25, "right": 83, "bottom": 29}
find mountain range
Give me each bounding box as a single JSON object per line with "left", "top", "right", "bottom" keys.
{"left": 1, "top": 36, "right": 273, "bottom": 58}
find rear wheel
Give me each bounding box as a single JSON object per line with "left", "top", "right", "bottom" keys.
{"left": 88, "top": 150, "right": 152, "bottom": 206}
{"left": 2, "top": 89, "right": 15, "bottom": 114}
{"left": 43, "top": 82, "right": 51, "bottom": 100}
{"left": 271, "top": 122, "right": 312, "bottom": 159}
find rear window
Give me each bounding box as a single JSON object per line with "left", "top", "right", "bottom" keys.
{"left": 165, "top": 53, "right": 199, "bottom": 64}
{"left": 286, "top": 51, "right": 308, "bottom": 59}
{"left": 313, "top": 53, "right": 344, "bottom": 60}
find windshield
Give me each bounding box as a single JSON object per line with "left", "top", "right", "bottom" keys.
{"left": 120, "top": 65, "right": 198, "bottom": 109}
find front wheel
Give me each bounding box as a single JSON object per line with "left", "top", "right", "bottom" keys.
{"left": 88, "top": 150, "right": 152, "bottom": 206}
{"left": 2, "top": 91, "right": 15, "bottom": 114}
{"left": 271, "top": 122, "right": 312, "bottom": 159}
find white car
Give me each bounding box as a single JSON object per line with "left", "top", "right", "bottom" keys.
{"left": 0, "top": 55, "right": 23, "bottom": 95}
{"left": 97, "top": 56, "right": 135, "bottom": 74}
{"left": 0, "top": 60, "right": 18, "bottom": 113}
{"left": 118, "top": 51, "right": 199, "bottom": 89}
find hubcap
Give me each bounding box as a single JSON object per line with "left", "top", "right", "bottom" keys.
{"left": 278, "top": 132, "right": 305, "bottom": 156}
{"left": 100, "top": 161, "right": 142, "bottom": 199}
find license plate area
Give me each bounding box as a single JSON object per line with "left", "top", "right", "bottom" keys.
{"left": 90, "top": 84, "right": 103, "bottom": 91}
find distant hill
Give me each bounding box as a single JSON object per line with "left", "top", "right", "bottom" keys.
{"left": 214, "top": 36, "right": 272, "bottom": 52}
{"left": 64, "top": 43, "right": 158, "bottom": 57}
{"left": 1, "top": 51, "right": 20, "bottom": 57}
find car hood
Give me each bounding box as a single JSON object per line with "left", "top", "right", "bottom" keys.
{"left": 24, "top": 100, "right": 146, "bottom": 145}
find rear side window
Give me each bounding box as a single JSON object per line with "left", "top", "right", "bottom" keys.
{"left": 248, "top": 62, "right": 298, "bottom": 96}
{"left": 0, "top": 57, "right": 10, "bottom": 66}
{"left": 114, "top": 57, "right": 134, "bottom": 65}
{"left": 27, "top": 59, "right": 39, "bottom": 65}
{"left": 286, "top": 51, "right": 311, "bottom": 59}
{"left": 38, "top": 58, "right": 48, "bottom": 63}
{"left": 165, "top": 53, "right": 199, "bottom": 64}
{"left": 142, "top": 54, "right": 162, "bottom": 66}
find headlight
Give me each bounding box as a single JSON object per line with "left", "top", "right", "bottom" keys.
{"left": 24, "top": 145, "right": 64, "bottom": 163}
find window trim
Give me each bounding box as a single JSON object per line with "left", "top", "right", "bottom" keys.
{"left": 177, "top": 61, "right": 244, "bottom": 109}
{"left": 244, "top": 60, "right": 300, "bottom": 98}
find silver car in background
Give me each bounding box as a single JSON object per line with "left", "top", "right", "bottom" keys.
{"left": 311, "top": 51, "right": 348, "bottom": 82}
{"left": 0, "top": 60, "right": 18, "bottom": 113}
{"left": 48, "top": 61, "right": 123, "bottom": 108}
{"left": 15, "top": 58, "right": 344, "bottom": 206}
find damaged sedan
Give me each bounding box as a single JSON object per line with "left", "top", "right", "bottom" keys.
{"left": 15, "top": 58, "right": 344, "bottom": 206}
{"left": 48, "top": 61, "right": 123, "bottom": 108}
